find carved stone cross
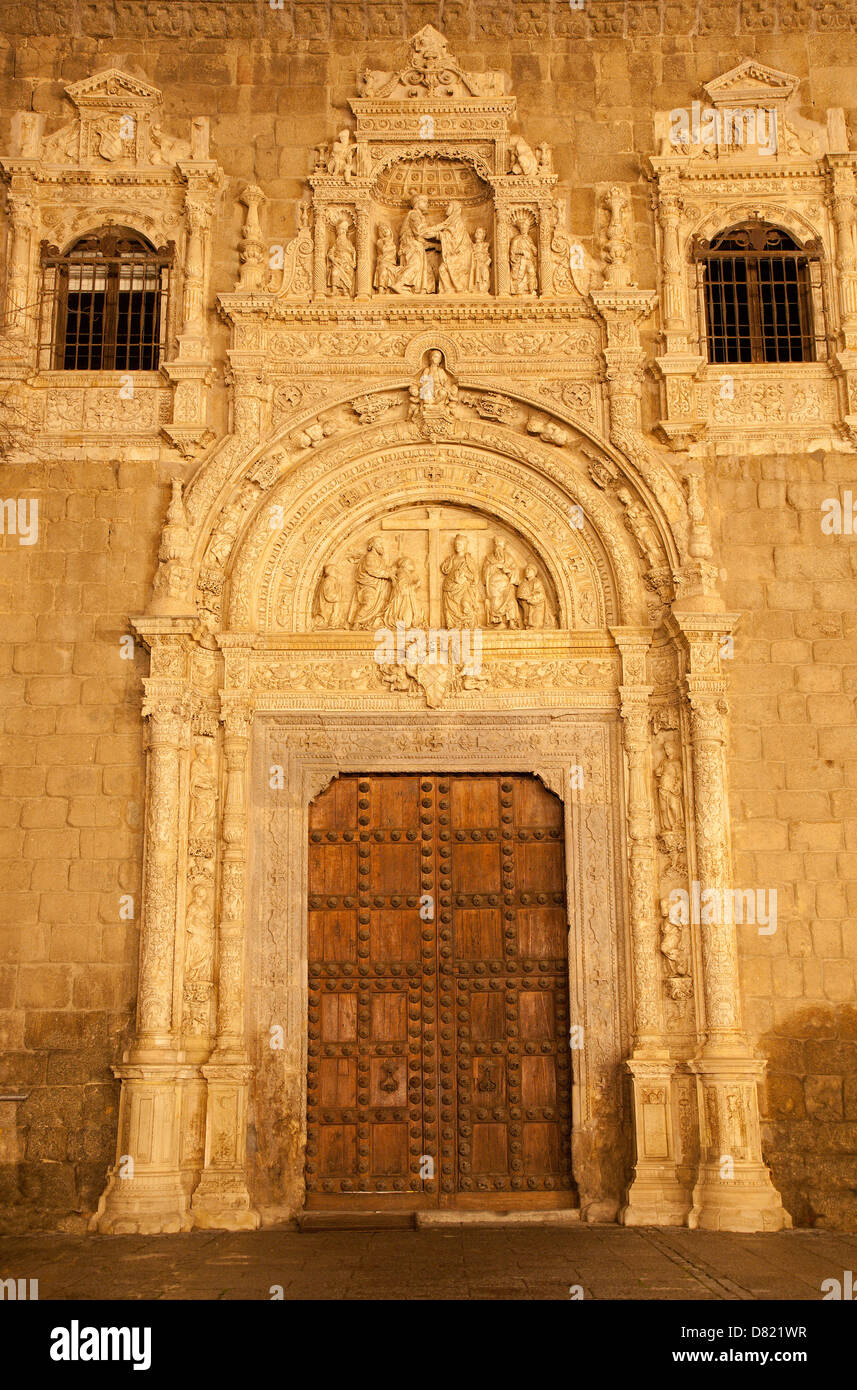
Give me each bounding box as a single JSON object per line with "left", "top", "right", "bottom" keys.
{"left": 380, "top": 505, "right": 488, "bottom": 626}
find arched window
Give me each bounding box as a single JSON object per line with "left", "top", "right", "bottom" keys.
{"left": 39, "top": 227, "right": 173, "bottom": 371}
{"left": 695, "top": 224, "right": 825, "bottom": 364}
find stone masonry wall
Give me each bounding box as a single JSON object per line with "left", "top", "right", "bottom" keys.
{"left": 0, "top": 0, "right": 856, "bottom": 1229}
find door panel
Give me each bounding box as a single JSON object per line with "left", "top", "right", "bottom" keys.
{"left": 305, "top": 774, "right": 575, "bottom": 1209}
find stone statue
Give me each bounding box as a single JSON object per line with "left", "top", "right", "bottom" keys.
{"left": 384, "top": 556, "right": 426, "bottom": 628}
{"left": 659, "top": 896, "right": 689, "bottom": 978}
{"left": 312, "top": 563, "right": 347, "bottom": 629}
{"left": 655, "top": 740, "right": 684, "bottom": 831}
{"left": 184, "top": 882, "right": 213, "bottom": 981}
{"left": 327, "top": 216, "right": 356, "bottom": 296}
{"left": 374, "top": 223, "right": 398, "bottom": 291}
{"left": 436, "top": 200, "right": 473, "bottom": 294}
{"left": 509, "top": 135, "right": 539, "bottom": 176}
{"left": 188, "top": 740, "right": 217, "bottom": 842}
{"left": 469, "top": 228, "right": 491, "bottom": 293}
{"left": 349, "top": 536, "right": 393, "bottom": 628}
{"left": 392, "top": 196, "right": 439, "bottom": 294}
{"left": 327, "top": 129, "right": 354, "bottom": 179}
{"left": 441, "top": 534, "right": 481, "bottom": 627}
{"left": 483, "top": 537, "right": 521, "bottom": 627}
{"left": 509, "top": 219, "right": 538, "bottom": 295}
{"left": 409, "top": 349, "right": 458, "bottom": 417}
{"left": 536, "top": 141, "right": 554, "bottom": 175}
{"left": 517, "top": 564, "right": 550, "bottom": 629}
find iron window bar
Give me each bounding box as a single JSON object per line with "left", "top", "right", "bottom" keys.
{"left": 695, "top": 224, "right": 826, "bottom": 365}
{"left": 38, "top": 228, "right": 173, "bottom": 373}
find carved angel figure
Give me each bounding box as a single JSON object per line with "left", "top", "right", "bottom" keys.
{"left": 483, "top": 537, "right": 521, "bottom": 628}
{"left": 441, "top": 535, "right": 481, "bottom": 627}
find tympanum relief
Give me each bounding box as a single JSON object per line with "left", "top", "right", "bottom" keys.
{"left": 308, "top": 505, "right": 558, "bottom": 633}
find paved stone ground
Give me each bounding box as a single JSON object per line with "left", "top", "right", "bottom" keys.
{"left": 2, "top": 1227, "right": 856, "bottom": 1300}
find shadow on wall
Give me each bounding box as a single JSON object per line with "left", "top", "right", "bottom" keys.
{"left": 760, "top": 1004, "right": 857, "bottom": 1232}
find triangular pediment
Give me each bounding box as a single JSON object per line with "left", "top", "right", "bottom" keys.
{"left": 703, "top": 59, "right": 800, "bottom": 108}
{"left": 66, "top": 68, "right": 163, "bottom": 110}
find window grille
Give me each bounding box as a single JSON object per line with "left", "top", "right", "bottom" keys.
{"left": 38, "top": 228, "right": 172, "bottom": 372}
{"left": 695, "top": 224, "right": 826, "bottom": 364}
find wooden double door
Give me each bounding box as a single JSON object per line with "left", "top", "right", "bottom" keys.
{"left": 305, "top": 774, "right": 575, "bottom": 1208}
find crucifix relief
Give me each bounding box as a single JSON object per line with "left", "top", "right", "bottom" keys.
{"left": 308, "top": 504, "right": 558, "bottom": 632}
{"left": 380, "top": 506, "right": 488, "bottom": 627}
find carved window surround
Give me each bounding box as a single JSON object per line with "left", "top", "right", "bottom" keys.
{"left": 0, "top": 68, "right": 224, "bottom": 461}
{"left": 648, "top": 59, "right": 857, "bottom": 452}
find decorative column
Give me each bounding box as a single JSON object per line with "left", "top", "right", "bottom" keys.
{"left": 191, "top": 644, "right": 259, "bottom": 1230}
{"left": 0, "top": 177, "right": 36, "bottom": 361}
{"left": 613, "top": 628, "right": 691, "bottom": 1226}
{"left": 537, "top": 200, "right": 553, "bottom": 297}
{"left": 161, "top": 153, "right": 223, "bottom": 459}
{"left": 313, "top": 206, "right": 328, "bottom": 299}
{"left": 829, "top": 158, "right": 857, "bottom": 442}
{"left": 94, "top": 619, "right": 199, "bottom": 1234}
{"left": 355, "top": 201, "right": 372, "bottom": 300}
{"left": 676, "top": 614, "right": 791, "bottom": 1232}
{"left": 495, "top": 204, "right": 511, "bottom": 297}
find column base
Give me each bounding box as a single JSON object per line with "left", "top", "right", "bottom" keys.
{"left": 688, "top": 1163, "right": 792, "bottom": 1232}
{"left": 623, "top": 1056, "right": 692, "bottom": 1227}
{"left": 92, "top": 1170, "right": 194, "bottom": 1235}
{"left": 191, "top": 1171, "right": 260, "bottom": 1230}
{"left": 621, "top": 1167, "right": 691, "bottom": 1227}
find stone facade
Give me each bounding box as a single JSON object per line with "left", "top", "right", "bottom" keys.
{"left": 0, "top": 1, "right": 855, "bottom": 1233}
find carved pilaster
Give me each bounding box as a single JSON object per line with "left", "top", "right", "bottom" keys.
{"left": 236, "top": 183, "right": 266, "bottom": 291}
{"left": 313, "top": 206, "right": 328, "bottom": 298}
{"left": 537, "top": 202, "right": 553, "bottom": 297}
{"left": 1, "top": 179, "right": 37, "bottom": 357}
{"left": 614, "top": 627, "right": 691, "bottom": 1227}
{"left": 94, "top": 619, "right": 198, "bottom": 1234}
{"left": 495, "top": 204, "right": 511, "bottom": 297}
{"left": 675, "top": 613, "right": 790, "bottom": 1232}
{"left": 355, "top": 202, "right": 372, "bottom": 300}
{"left": 190, "top": 659, "right": 258, "bottom": 1229}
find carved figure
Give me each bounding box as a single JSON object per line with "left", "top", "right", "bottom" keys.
{"left": 436, "top": 200, "right": 473, "bottom": 294}
{"left": 384, "top": 556, "right": 426, "bottom": 628}
{"left": 469, "top": 228, "right": 491, "bottom": 293}
{"left": 509, "top": 220, "right": 538, "bottom": 295}
{"left": 409, "top": 349, "right": 458, "bottom": 416}
{"left": 483, "top": 537, "right": 521, "bottom": 627}
{"left": 327, "top": 217, "right": 356, "bottom": 296}
{"left": 655, "top": 739, "right": 684, "bottom": 831}
{"left": 517, "top": 564, "right": 550, "bottom": 629}
{"left": 374, "top": 223, "right": 399, "bottom": 291}
{"left": 392, "top": 196, "right": 439, "bottom": 294}
{"left": 312, "top": 564, "right": 347, "bottom": 629}
{"left": 349, "top": 536, "right": 393, "bottom": 628}
{"left": 184, "top": 883, "right": 213, "bottom": 980}
{"left": 327, "top": 129, "right": 354, "bottom": 179}
{"left": 509, "top": 135, "right": 539, "bottom": 176}
{"left": 441, "top": 534, "right": 481, "bottom": 627}
{"left": 189, "top": 740, "right": 217, "bottom": 842}
{"left": 536, "top": 141, "right": 554, "bottom": 175}
{"left": 659, "top": 896, "right": 689, "bottom": 978}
